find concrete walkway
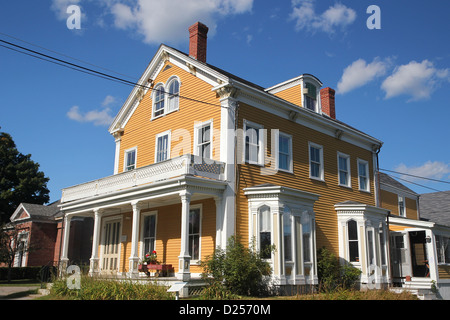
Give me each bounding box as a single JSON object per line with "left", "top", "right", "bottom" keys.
{"left": 0, "top": 285, "right": 44, "bottom": 300}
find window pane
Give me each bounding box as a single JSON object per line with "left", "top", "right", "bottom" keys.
{"left": 279, "top": 135, "right": 291, "bottom": 170}
{"left": 259, "top": 207, "right": 271, "bottom": 259}
{"left": 303, "top": 233, "right": 311, "bottom": 263}
{"left": 349, "top": 241, "right": 359, "bottom": 262}
{"left": 348, "top": 220, "right": 358, "bottom": 240}
{"left": 189, "top": 209, "right": 200, "bottom": 234}
{"left": 157, "top": 135, "right": 168, "bottom": 162}
{"left": 283, "top": 212, "right": 292, "bottom": 261}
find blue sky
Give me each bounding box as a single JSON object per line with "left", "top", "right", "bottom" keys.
{"left": 1, "top": 0, "right": 449, "bottom": 203}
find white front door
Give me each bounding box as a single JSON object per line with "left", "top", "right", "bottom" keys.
{"left": 102, "top": 219, "right": 121, "bottom": 273}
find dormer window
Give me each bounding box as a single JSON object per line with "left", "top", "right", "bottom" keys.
{"left": 304, "top": 82, "right": 317, "bottom": 111}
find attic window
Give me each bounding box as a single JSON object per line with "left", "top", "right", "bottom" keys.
{"left": 152, "top": 77, "right": 181, "bottom": 119}
{"left": 304, "top": 83, "right": 317, "bottom": 111}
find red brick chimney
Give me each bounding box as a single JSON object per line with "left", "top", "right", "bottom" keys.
{"left": 320, "top": 87, "right": 336, "bottom": 119}
{"left": 189, "top": 22, "right": 209, "bottom": 63}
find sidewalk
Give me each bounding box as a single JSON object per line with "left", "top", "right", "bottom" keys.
{"left": 0, "top": 285, "right": 43, "bottom": 300}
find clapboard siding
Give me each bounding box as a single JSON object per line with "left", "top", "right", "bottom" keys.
{"left": 236, "top": 102, "right": 376, "bottom": 255}
{"left": 118, "top": 61, "right": 221, "bottom": 173}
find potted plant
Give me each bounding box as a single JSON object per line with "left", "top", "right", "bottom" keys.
{"left": 144, "top": 250, "right": 158, "bottom": 265}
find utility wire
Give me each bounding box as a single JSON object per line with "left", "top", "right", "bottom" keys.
{"left": 380, "top": 168, "right": 450, "bottom": 185}
{"left": 0, "top": 31, "right": 138, "bottom": 81}
{"left": 383, "top": 174, "right": 442, "bottom": 192}
{"left": 0, "top": 38, "right": 222, "bottom": 108}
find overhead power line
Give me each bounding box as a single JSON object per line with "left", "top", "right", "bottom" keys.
{"left": 380, "top": 168, "right": 450, "bottom": 185}
{"left": 0, "top": 37, "right": 222, "bottom": 108}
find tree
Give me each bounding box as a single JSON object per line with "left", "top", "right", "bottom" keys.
{"left": 0, "top": 224, "right": 32, "bottom": 282}
{"left": 0, "top": 129, "right": 50, "bottom": 224}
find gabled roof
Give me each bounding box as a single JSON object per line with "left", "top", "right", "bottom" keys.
{"left": 419, "top": 191, "right": 450, "bottom": 227}
{"left": 10, "top": 200, "right": 61, "bottom": 223}
{"left": 108, "top": 43, "right": 383, "bottom": 151}
{"left": 379, "top": 172, "right": 418, "bottom": 197}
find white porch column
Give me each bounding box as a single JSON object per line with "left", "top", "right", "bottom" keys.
{"left": 214, "top": 196, "right": 223, "bottom": 249}
{"left": 60, "top": 214, "right": 72, "bottom": 274}
{"left": 128, "top": 200, "right": 142, "bottom": 277}
{"left": 218, "top": 90, "right": 237, "bottom": 246}
{"left": 89, "top": 208, "right": 103, "bottom": 275}
{"left": 113, "top": 131, "right": 122, "bottom": 175}
{"left": 178, "top": 190, "right": 192, "bottom": 281}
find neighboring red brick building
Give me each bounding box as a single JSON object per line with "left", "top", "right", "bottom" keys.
{"left": 3, "top": 201, "right": 93, "bottom": 268}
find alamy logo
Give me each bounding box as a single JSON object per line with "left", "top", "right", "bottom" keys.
{"left": 66, "top": 5, "right": 81, "bottom": 30}
{"left": 366, "top": 5, "right": 381, "bottom": 30}
{"left": 66, "top": 265, "right": 81, "bottom": 289}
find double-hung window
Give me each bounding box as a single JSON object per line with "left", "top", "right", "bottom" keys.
{"left": 348, "top": 220, "right": 359, "bottom": 262}
{"left": 153, "top": 85, "right": 165, "bottom": 117}
{"left": 124, "top": 148, "right": 136, "bottom": 171}
{"left": 155, "top": 131, "right": 171, "bottom": 163}
{"left": 436, "top": 235, "right": 450, "bottom": 264}
{"left": 309, "top": 142, "right": 324, "bottom": 180}
{"left": 167, "top": 78, "right": 180, "bottom": 113}
{"left": 189, "top": 208, "right": 201, "bottom": 261}
{"left": 398, "top": 196, "right": 405, "bottom": 217}
{"left": 357, "top": 159, "right": 370, "bottom": 192}
{"left": 244, "top": 121, "right": 263, "bottom": 165}
{"left": 278, "top": 132, "right": 292, "bottom": 172}
{"left": 195, "top": 121, "right": 212, "bottom": 159}
{"left": 142, "top": 214, "right": 157, "bottom": 255}
{"left": 283, "top": 208, "right": 293, "bottom": 262}
{"left": 304, "top": 82, "right": 317, "bottom": 112}
{"left": 338, "top": 152, "right": 351, "bottom": 187}
{"left": 259, "top": 206, "right": 271, "bottom": 259}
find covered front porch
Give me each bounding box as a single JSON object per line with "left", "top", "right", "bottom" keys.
{"left": 58, "top": 155, "right": 230, "bottom": 283}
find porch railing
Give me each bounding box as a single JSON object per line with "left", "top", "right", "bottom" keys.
{"left": 61, "top": 154, "right": 225, "bottom": 203}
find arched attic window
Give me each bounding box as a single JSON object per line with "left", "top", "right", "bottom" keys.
{"left": 153, "top": 84, "right": 165, "bottom": 117}
{"left": 167, "top": 77, "right": 180, "bottom": 113}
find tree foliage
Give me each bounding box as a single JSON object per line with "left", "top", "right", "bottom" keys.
{"left": 0, "top": 130, "right": 50, "bottom": 223}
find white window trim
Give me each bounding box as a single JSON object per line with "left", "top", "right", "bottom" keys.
{"left": 398, "top": 195, "right": 406, "bottom": 217}
{"left": 139, "top": 211, "right": 158, "bottom": 259}
{"left": 302, "top": 80, "right": 322, "bottom": 114}
{"left": 189, "top": 204, "right": 202, "bottom": 265}
{"left": 123, "top": 147, "right": 137, "bottom": 172}
{"left": 256, "top": 205, "right": 273, "bottom": 261}
{"left": 193, "top": 119, "right": 213, "bottom": 159}
{"left": 357, "top": 158, "right": 370, "bottom": 192}
{"left": 276, "top": 131, "right": 293, "bottom": 173}
{"left": 308, "top": 142, "right": 324, "bottom": 181}
{"left": 337, "top": 152, "right": 351, "bottom": 188}
{"left": 166, "top": 75, "right": 181, "bottom": 115}
{"left": 435, "top": 234, "right": 450, "bottom": 265}
{"left": 151, "top": 82, "right": 166, "bottom": 120}
{"left": 243, "top": 119, "right": 264, "bottom": 166}
{"left": 155, "top": 130, "right": 171, "bottom": 163}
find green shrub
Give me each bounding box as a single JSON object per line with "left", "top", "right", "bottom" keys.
{"left": 201, "top": 236, "right": 273, "bottom": 298}
{"left": 317, "top": 247, "right": 361, "bottom": 292}
{"left": 50, "top": 276, "right": 174, "bottom": 300}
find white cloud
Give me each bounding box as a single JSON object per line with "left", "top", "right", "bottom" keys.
{"left": 51, "top": 0, "right": 82, "bottom": 20}
{"left": 394, "top": 161, "right": 450, "bottom": 183}
{"left": 290, "top": 0, "right": 356, "bottom": 33}
{"left": 381, "top": 60, "right": 449, "bottom": 101}
{"left": 337, "top": 58, "right": 389, "bottom": 94}
{"left": 104, "top": 0, "right": 253, "bottom": 44}
{"left": 67, "top": 95, "right": 117, "bottom": 126}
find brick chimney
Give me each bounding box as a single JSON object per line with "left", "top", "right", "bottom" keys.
{"left": 320, "top": 87, "right": 336, "bottom": 119}
{"left": 189, "top": 22, "right": 209, "bottom": 63}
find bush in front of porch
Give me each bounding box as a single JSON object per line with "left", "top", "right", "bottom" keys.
{"left": 200, "top": 236, "right": 274, "bottom": 299}
{"left": 50, "top": 276, "right": 175, "bottom": 300}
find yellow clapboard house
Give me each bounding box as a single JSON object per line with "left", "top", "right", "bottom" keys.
{"left": 58, "top": 22, "right": 450, "bottom": 298}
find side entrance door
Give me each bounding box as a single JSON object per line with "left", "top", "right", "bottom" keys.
{"left": 390, "top": 232, "right": 412, "bottom": 279}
